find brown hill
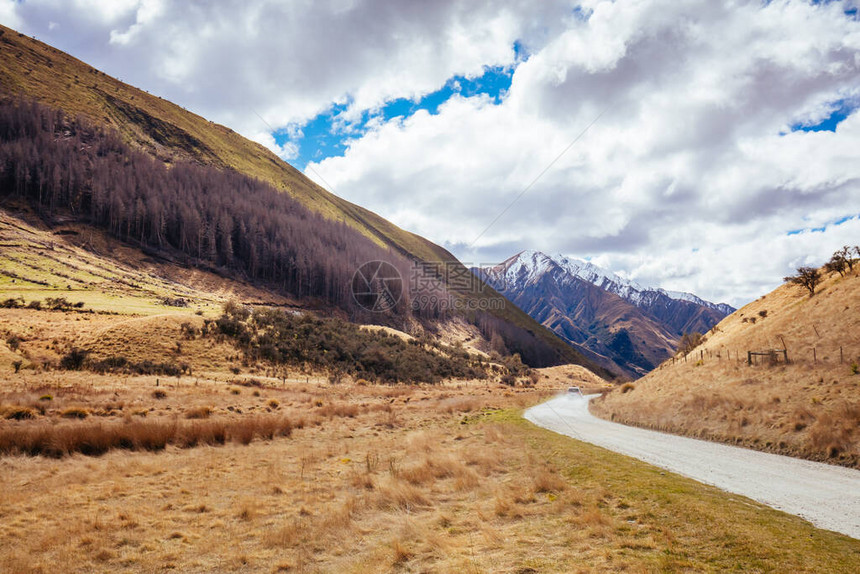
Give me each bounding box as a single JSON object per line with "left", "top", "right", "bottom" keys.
{"left": 592, "top": 261, "right": 860, "bottom": 467}
{"left": 0, "top": 23, "right": 602, "bottom": 373}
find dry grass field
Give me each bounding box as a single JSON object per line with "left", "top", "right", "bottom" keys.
{"left": 1, "top": 207, "right": 859, "bottom": 571}
{"left": 1, "top": 372, "right": 859, "bottom": 573}
{"left": 593, "top": 265, "right": 860, "bottom": 467}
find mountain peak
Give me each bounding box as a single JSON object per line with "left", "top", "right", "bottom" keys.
{"left": 493, "top": 251, "right": 733, "bottom": 315}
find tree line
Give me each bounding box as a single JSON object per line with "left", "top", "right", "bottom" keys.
{"left": 0, "top": 96, "right": 431, "bottom": 316}
{"left": 784, "top": 245, "right": 859, "bottom": 297}
{"left": 0, "top": 95, "right": 576, "bottom": 368}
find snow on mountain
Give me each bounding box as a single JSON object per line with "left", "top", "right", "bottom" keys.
{"left": 491, "top": 251, "right": 734, "bottom": 315}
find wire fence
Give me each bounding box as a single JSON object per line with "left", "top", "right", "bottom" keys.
{"left": 664, "top": 345, "right": 859, "bottom": 369}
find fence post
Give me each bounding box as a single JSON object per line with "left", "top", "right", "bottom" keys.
{"left": 747, "top": 351, "right": 752, "bottom": 366}
{"left": 840, "top": 346, "right": 843, "bottom": 364}
{"left": 813, "top": 347, "right": 817, "bottom": 364}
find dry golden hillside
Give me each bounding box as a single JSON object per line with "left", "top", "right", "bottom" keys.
{"left": 593, "top": 263, "right": 860, "bottom": 467}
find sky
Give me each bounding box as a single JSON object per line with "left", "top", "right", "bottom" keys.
{"left": 2, "top": 0, "right": 859, "bottom": 308}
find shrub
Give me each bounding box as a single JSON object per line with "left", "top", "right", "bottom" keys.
{"left": 6, "top": 335, "right": 21, "bottom": 351}
{"left": 620, "top": 383, "right": 635, "bottom": 393}
{"left": 44, "top": 297, "right": 73, "bottom": 310}
{"left": 3, "top": 405, "right": 37, "bottom": 420}
{"left": 26, "top": 300, "right": 41, "bottom": 310}
{"left": 784, "top": 266, "right": 822, "bottom": 297}
{"left": 679, "top": 332, "right": 704, "bottom": 354}
{"left": 210, "top": 308, "right": 489, "bottom": 385}
{"left": 179, "top": 322, "right": 199, "bottom": 339}
{"left": 532, "top": 467, "right": 567, "bottom": 493}
{"left": 61, "top": 407, "right": 89, "bottom": 419}
{"left": 60, "top": 348, "right": 88, "bottom": 370}
{"left": 185, "top": 406, "right": 212, "bottom": 419}
{"left": 851, "top": 362, "right": 859, "bottom": 375}
{"left": 152, "top": 389, "right": 167, "bottom": 400}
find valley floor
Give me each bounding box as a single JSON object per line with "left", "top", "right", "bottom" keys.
{"left": 1, "top": 375, "right": 859, "bottom": 573}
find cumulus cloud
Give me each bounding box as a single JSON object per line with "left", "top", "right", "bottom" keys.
{"left": 2, "top": 0, "right": 859, "bottom": 307}
{"left": 307, "top": 0, "right": 860, "bottom": 306}
{"left": 0, "top": 0, "right": 21, "bottom": 29}
{"left": 0, "top": 0, "right": 567, "bottom": 133}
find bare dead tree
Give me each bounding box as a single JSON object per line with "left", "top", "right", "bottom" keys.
{"left": 784, "top": 266, "right": 822, "bottom": 297}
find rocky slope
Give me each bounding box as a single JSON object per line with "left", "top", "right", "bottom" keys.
{"left": 475, "top": 251, "right": 733, "bottom": 378}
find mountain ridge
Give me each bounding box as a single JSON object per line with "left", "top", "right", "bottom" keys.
{"left": 474, "top": 251, "right": 734, "bottom": 378}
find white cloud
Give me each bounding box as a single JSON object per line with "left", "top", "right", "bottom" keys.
{"left": 1, "top": 0, "right": 570, "bottom": 135}
{"left": 3, "top": 0, "right": 860, "bottom": 307}
{"left": 307, "top": 0, "right": 860, "bottom": 307}
{"left": 250, "top": 131, "right": 299, "bottom": 162}
{"left": 109, "top": 0, "right": 164, "bottom": 45}
{"left": 0, "top": 0, "right": 21, "bottom": 29}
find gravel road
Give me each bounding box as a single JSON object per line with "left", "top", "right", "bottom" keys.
{"left": 525, "top": 394, "right": 860, "bottom": 539}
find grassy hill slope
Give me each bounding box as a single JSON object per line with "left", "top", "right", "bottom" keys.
{"left": 0, "top": 23, "right": 600, "bottom": 372}
{"left": 592, "top": 264, "right": 860, "bottom": 467}
{"left": 0, "top": 24, "right": 434, "bottom": 259}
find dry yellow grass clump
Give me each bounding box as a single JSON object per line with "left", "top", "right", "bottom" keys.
{"left": 1, "top": 374, "right": 858, "bottom": 573}
{"left": 593, "top": 265, "right": 860, "bottom": 467}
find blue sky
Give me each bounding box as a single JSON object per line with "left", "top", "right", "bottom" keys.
{"left": 276, "top": 63, "right": 517, "bottom": 170}
{"left": 791, "top": 98, "right": 857, "bottom": 133}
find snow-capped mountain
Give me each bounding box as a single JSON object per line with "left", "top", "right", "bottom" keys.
{"left": 473, "top": 251, "right": 735, "bottom": 379}
{"left": 547, "top": 252, "right": 735, "bottom": 316}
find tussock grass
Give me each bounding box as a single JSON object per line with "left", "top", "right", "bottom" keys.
{"left": 0, "top": 415, "right": 291, "bottom": 457}
{"left": 0, "top": 377, "right": 856, "bottom": 573}
{"left": 183, "top": 405, "right": 212, "bottom": 419}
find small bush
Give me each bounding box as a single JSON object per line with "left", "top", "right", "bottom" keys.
{"left": 39, "top": 394, "right": 53, "bottom": 402}
{"left": 851, "top": 362, "right": 859, "bottom": 375}
{"left": 152, "top": 389, "right": 167, "bottom": 399}
{"left": 1, "top": 297, "right": 24, "bottom": 308}
{"left": 6, "top": 335, "right": 21, "bottom": 351}
{"left": 3, "top": 405, "right": 37, "bottom": 420}
{"left": 44, "top": 297, "right": 73, "bottom": 310}
{"left": 185, "top": 406, "right": 212, "bottom": 419}
{"left": 532, "top": 467, "right": 567, "bottom": 493}
{"left": 61, "top": 407, "right": 89, "bottom": 419}
{"left": 620, "top": 383, "right": 635, "bottom": 393}
{"left": 60, "top": 348, "right": 88, "bottom": 370}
